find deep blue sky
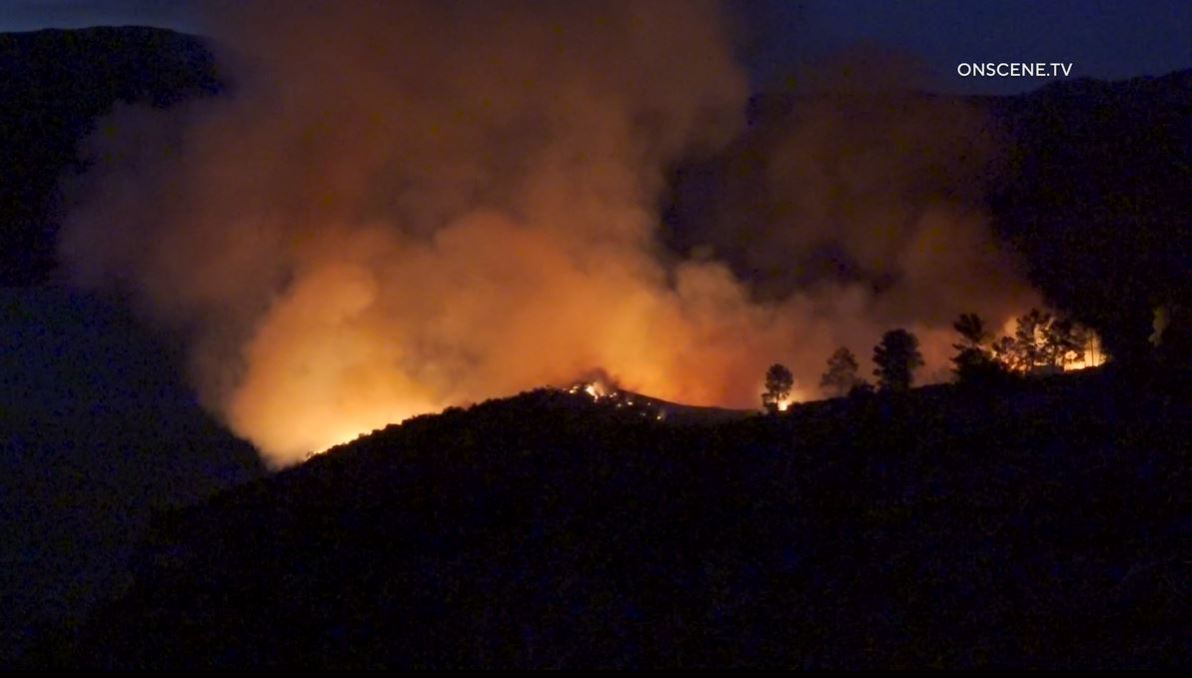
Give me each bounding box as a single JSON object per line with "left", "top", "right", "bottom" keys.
{"left": 738, "top": 0, "right": 1192, "bottom": 93}
{"left": 1, "top": 0, "right": 1189, "bottom": 93}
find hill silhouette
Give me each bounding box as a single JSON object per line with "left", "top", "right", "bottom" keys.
{"left": 37, "top": 365, "right": 1190, "bottom": 669}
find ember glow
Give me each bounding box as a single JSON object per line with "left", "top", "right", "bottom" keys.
{"left": 1062, "top": 332, "right": 1107, "bottom": 371}
{"left": 995, "top": 313, "right": 1108, "bottom": 373}
{"left": 566, "top": 378, "right": 616, "bottom": 402}
{"left": 61, "top": 1, "right": 1040, "bottom": 467}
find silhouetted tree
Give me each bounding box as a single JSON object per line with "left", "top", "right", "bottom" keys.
{"left": 1043, "top": 317, "right": 1085, "bottom": 367}
{"left": 873, "top": 329, "right": 924, "bottom": 392}
{"left": 762, "top": 363, "right": 794, "bottom": 414}
{"left": 950, "top": 312, "right": 1005, "bottom": 384}
{"left": 953, "top": 313, "right": 989, "bottom": 350}
{"left": 991, "top": 335, "right": 1022, "bottom": 371}
{"left": 819, "top": 347, "right": 862, "bottom": 398}
{"left": 1013, "top": 308, "right": 1053, "bottom": 371}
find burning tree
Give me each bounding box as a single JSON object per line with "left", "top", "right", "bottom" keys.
{"left": 991, "top": 335, "right": 1022, "bottom": 371}
{"left": 873, "top": 329, "right": 924, "bottom": 392}
{"left": 762, "top": 363, "right": 794, "bottom": 414}
{"left": 989, "top": 308, "right": 1100, "bottom": 373}
{"left": 1013, "top": 308, "right": 1053, "bottom": 369}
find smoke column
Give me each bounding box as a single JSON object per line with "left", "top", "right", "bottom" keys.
{"left": 60, "top": 1, "right": 1036, "bottom": 467}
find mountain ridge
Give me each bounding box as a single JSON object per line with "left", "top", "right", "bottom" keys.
{"left": 33, "top": 365, "right": 1191, "bottom": 668}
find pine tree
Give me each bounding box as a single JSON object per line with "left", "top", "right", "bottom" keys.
{"left": 762, "top": 363, "right": 794, "bottom": 414}
{"left": 873, "top": 329, "right": 924, "bottom": 391}
{"left": 819, "top": 347, "right": 862, "bottom": 398}
{"left": 950, "top": 312, "right": 1003, "bottom": 383}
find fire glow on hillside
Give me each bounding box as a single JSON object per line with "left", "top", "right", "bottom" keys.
{"left": 995, "top": 313, "right": 1108, "bottom": 373}
{"left": 564, "top": 378, "right": 669, "bottom": 423}
{"left": 62, "top": 1, "right": 1056, "bottom": 467}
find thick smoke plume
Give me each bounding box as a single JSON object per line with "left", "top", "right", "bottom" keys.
{"left": 61, "top": 1, "right": 1035, "bottom": 467}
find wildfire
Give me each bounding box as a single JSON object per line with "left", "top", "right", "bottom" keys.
{"left": 1061, "top": 333, "right": 1106, "bottom": 371}
{"left": 59, "top": 1, "right": 1059, "bottom": 469}
{"left": 559, "top": 377, "right": 683, "bottom": 424}
{"left": 992, "top": 310, "right": 1108, "bottom": 374}
{"left": 305, "top": 428, "right": 368, "bottom": 460}
{"left": 568, "top": 378, "right": 615, "bottom": 401}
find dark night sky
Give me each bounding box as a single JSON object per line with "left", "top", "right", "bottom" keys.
{"left": 736, "top": 0, "right": 1192, "bottom": 92}
{"left": 1, "top": 0, "right": 1189, "bottom": 94}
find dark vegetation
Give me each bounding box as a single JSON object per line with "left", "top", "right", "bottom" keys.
{"left": 872, "top": 329, "right": 925, "bottom": 392}
{"left": 984, "top": 71, "right": 1192, "bottom": 363}
{"left": 824, "top": 308, "right": 1104, "bottom": 398}
{"left": 31, "top": 364, "right": 1190, "bottom": 669}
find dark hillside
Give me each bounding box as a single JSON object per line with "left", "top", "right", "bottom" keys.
{"left": 51, "top": 367, "right": 1190, "bottom": 669}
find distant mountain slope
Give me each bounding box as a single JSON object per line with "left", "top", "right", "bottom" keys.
{"left": 45, "top": 368, "right": 1190, "bottom": 669}
{"left": 0, "top": 26, "right": 220, "bottom": 284}
{"left": 0, "top": 286, "right": 262, "bottom": 665}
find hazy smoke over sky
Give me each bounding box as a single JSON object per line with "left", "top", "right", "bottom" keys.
{"left": 61, "top": 0, "right": 1036, "bottom": 467}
